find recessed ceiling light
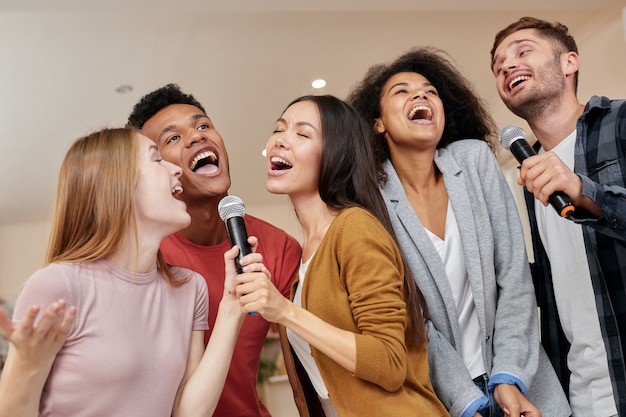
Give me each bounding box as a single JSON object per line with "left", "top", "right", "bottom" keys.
{"left": 312, "top": 79, "right": 326, "bottom": 89}
{"left": 116, "top": 84, "right": 133, "bottom": 94}
{"left": 262, "top": 149, "right": 267, "bottom": 157}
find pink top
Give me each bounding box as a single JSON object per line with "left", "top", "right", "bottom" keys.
{"left": 13, "top": 260, "right": 208, "bottom": 417}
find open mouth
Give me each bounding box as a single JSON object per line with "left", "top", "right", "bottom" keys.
{"left": 172, "top": 185, "right": 183, "bottom": 196}
{"left": 270, "top": 156, "right": 293, "bottom": 171}
{"left": 508, "top": 75, "right": 530, "bottom": 91}
{"left": 408, "top": 104, "right": 433, "bottom": 121}
{"left": 190, "top": 150, "right": 218, "bottom": 174}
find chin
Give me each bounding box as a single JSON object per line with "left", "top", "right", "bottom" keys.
{"left": 265, "top": 182, "right": 286, "bottom": 195}
{"left": 172, "top": 212, "right": 191, "bottom": 229}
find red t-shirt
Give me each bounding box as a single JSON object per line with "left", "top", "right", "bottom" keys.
{"left": 160, "top": 214, "right": 301, "bottom": 417}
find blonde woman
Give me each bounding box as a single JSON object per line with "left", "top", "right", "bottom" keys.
{"left": 0, "top": 127, "right": 268, "bottom": 417}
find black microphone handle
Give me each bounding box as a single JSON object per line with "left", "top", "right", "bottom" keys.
{"left": 509, "top": 139, "right": 537, "bottom": 162}
{"left": 548, "top": 192, "right": 576, "bottom": 218}
{"left": 225, "top": 216, "right": 252, "bottom": 273}
{"left": 509, "top": 139, "right": 575, "bottom": 218}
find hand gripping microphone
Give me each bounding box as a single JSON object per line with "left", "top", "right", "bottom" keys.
{"left": 499, "top": 124, "right": 575, "bottom": 218}
{"left": 218, "top": 195, "right": 252, "bottom": 273}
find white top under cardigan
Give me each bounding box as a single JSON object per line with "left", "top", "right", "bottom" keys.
{"left": 287, "top": 258, "right": 330, "bottom": 399}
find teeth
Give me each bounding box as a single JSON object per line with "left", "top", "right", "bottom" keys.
{"left": 172, "top": 185, "right": 183, "bottom": 196}
{"left": 408, "top": 105, "right": 432, "bottom": 121}
{"left": 508, "top": 75, "right": 530, "bottom": 90}
{"left": 271, "top": 156, "right": 292, "bottom": 167}
{"left": 190, "top": 151, "right": 216, "bottom": 170}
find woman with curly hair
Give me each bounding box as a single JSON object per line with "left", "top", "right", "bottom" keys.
{"left": 347, "top": 47, "right": 570, "bottom": 417}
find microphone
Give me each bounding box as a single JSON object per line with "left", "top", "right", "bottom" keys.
{"left": 499, "top": 124, "right": 575, "bottom": 218}
{"left": 218, "top": 195, "right": 252, "bottom": 273}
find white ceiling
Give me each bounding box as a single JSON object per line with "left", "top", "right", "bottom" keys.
{"left": 1, "top": 1, "right": 625, "bottom": 226}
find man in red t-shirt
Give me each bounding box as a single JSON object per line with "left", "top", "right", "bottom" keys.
{"left": 128, "top": 84, "right": 301, "bottom": 417}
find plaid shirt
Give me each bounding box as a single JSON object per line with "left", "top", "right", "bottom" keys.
{"left": 525, "top": 95, "right": 626, "bottom": 416}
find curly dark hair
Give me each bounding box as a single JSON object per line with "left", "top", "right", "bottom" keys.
{"left": 127, "top": 83, "right": 206, "bottom": 129}
{"left": 490, "top": 16, "right": 579, "bottom": 92}
{"left": 346, "top": 47, "right": 497, "bottom": 181}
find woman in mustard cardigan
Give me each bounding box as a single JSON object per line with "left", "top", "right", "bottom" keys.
{"left": 234, "top": 95, "right": 448, "bottom": 417}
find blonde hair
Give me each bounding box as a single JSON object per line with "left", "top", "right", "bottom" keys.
{"left": 47, "top": 127, "right": 185, "bottom": 286}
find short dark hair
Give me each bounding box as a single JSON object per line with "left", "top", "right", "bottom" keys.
{"left": 347, "top": 47, "right": 496, "bottom": 181}
{"left": 491, "top": 16, "right": 579, "bottom": 91}
{"left": 127, "top": 83, "right": 206, "bottom": 129}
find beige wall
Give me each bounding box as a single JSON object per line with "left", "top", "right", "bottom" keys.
{"left": 0, "top": 220, "right": 51, "bottom": 302}
{"left": 246, "top": 198, "right": 303, "bottom": 244}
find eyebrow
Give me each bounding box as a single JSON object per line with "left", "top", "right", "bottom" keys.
{"left": 275, "top": 117, "right": 319, "bottom": 132}
{"left": 157, "top": 113, "right": 210, "bottom": 142}
{"left": 492, "top": 38, "right": 538, "bottom": 67}
{"left": 387, "top": 81, "right": 434, "bottom": 92}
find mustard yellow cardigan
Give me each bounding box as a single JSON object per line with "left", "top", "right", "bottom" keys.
{"left": 279, "top": 207, "right": 448, "bottom": 417}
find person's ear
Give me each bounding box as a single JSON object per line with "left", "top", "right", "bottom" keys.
{"left": 374, "top": 118, "right": 385, "bottom": 134}
{"left": 562, "top": 51, "right": 579, "bottom": 77}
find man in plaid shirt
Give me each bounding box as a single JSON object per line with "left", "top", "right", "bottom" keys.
{"left": 491, "top": 16, "right": 625, "bottom": 417}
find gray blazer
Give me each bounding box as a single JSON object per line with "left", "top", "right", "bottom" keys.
{"left": 380, "top": 140, "right": 570, "bottom": 417}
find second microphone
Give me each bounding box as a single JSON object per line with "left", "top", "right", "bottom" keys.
{"left": 499, "top": 124, "right": 575, "bottom": 218}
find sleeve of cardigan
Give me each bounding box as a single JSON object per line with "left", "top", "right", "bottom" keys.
{"left": 336, "top": 210, "right": 409, "bottom": 392}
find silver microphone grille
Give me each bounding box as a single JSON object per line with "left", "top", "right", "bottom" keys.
{"left": 217, "top": 196, "right": 246, "bottom": 221}
{"left": 499, "top": 124, "right": 526, "bottom": 150}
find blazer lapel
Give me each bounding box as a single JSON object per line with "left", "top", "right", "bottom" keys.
{"left": 435, "top": 149, "right": 487, "bottom": 336}
{"left": 381, "top": 159, "right": 461, "bottom": 343}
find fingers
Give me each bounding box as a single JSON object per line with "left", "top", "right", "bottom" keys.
{"left": 57, "top": 306, "right": 77, "bottom": 340}
{"left": 223, "top": 244, "right": 265, "bottom": 271}
{"left": 248, "top": 235, "right": 259, "bottom": 253}
{"left": 494, "top": 384, "right": 541, "bottom": 417}
{"left": 36, "top": 300, "right": 67, "bottom": 336}
{"left": 234, "top": 272, "right": 284, "bottom": 317}
{"left": 0, "top": 307, "right": 16, "bottom": 340}
{"left": 235, "top": 272, "right": 270, "bottom": 296}
{"left": 239, "top": 251, "right": 271, "bottom": 280}
{"left": 17, "top": 305, "right": 41, "bottom": 335}
{"left": 223, "top": 245, "right": 241, "bottom": 290}
{"left": 17, "top": 301, "right": 74, "bottom": 348}
{"left": 520, "top": 152, "right": 577, "bottom": 205}
{"left": 4, "top": 300, "right": 75, "bottom": 358}
{"left": 223, "top": 244, "right": 240, "bottom": 265}
{"left": 223, "top": 244, "right": 270, "bottom": 295}
{"left": 239, "top": 251, "right": 264, "bottom": 269}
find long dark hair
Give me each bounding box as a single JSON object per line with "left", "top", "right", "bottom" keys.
{"left": 285, "top": 95, "right": 429, "bottom": 345}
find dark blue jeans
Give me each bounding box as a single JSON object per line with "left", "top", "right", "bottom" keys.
{"left": 473, "top": 374, "right": 504, "bottom": 417}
